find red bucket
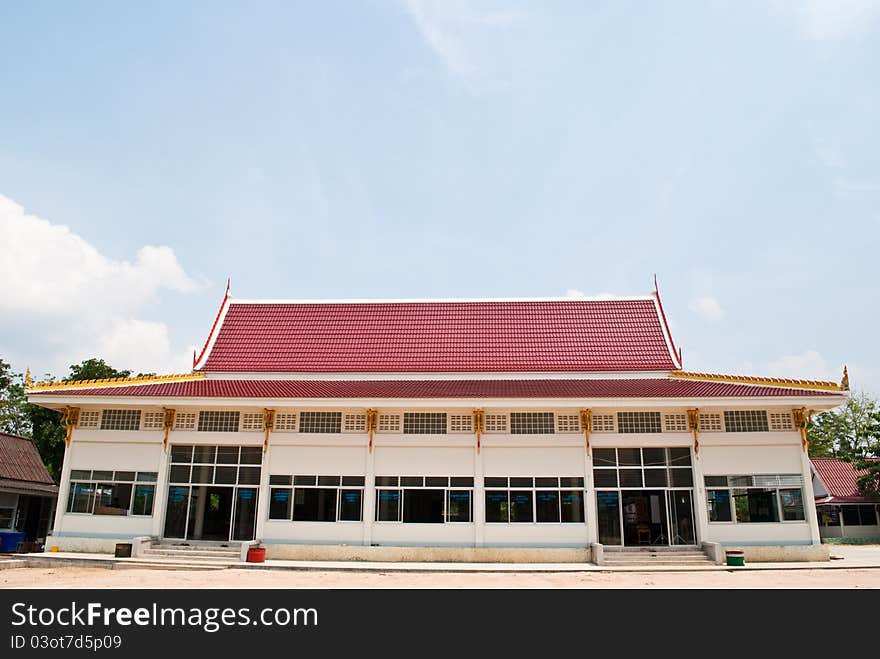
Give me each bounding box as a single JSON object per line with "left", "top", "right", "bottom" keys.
{"left": 246, "top": 547, "right": 266, "bottom": 563}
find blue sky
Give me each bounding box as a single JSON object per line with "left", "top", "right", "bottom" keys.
{"left": 1, "top": 1, "right": 878, "bottom": 392}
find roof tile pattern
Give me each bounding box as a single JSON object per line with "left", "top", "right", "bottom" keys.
{"left": 0, "top": 433, "right": 55, "bottom": 485}
{"left": 34, "top": 378, "right": 838, "bottom": 399}
{"left": 812, "top": 457, "right": 880, "bottom": 502}
{"left": 199, "top": 300, "right": 678, "bottom": 372}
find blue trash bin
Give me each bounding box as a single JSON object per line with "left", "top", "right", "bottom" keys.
{"left": 0, "top": 531, "right": 26, "bottom": 553}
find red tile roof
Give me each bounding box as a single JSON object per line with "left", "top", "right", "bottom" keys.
{"left": 195, "top": 298, "right": 681, "bottom": 373}
{"left": 0, "top": 433, "right": 55, "bottom": 485}
{"left": 31, "top": 378, "right": 840, "bottom": 399}
{"left": 812, "top": 457, "right": 880, "bottom": 503}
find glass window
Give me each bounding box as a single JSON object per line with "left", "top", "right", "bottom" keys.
{"left": 484, "top": 477, "right": 507, "bottom": 488}
{"left": 170, "top": 445, "right": 193, "bottom": 463}
{"left": 67, "top": 482, "right": 95, "bottom": 514}
{"left": 779, "top": 488, "right": 805, "bottom": 521}
{"left": 509, "top": 491, "right": 534, "bottom": 523}
{"left": 193, "top": 445, "right": 217, "bottom": 463}
{"left": 237, "top": 467, "right": 261, "bottom": 485}
{"left": 643, "top": 469, "right": 668, "bottom": 487}
{"left": 733, "top": 488, "right": 778, "bottom": 523}
{"left": 131, "top": 485, "right": 155, "bottom": 516}
{"left": 100, "top": 409, "right": 142, "bottom": 431}
{"left": 197, "top": 411, "right": 240, "bottom": 433}
{"left": 668, "top": 448, "right": 692, "bottom": 466}
{"left": 214, "top": 466, "right": 237, "bottom": 484}
{"left": 593, "top": 469, "right": 618, "bottom": 488}
{"left": 375, "top": 476, "right": 398, "bottom": 487}
{"left": 339, "top": 490, "right": 363, "bottom": 521}
{"left": 451, "top": 477, "right": 474, "bottom": 487}
{"left": 617, "top": 448, "right": 642, "bottom": 466}
{"left": 485, "top": 491, "right": 509, "bottom": 523}
{"left": 216, "top": 446, "right": 239, "bottom": 464}
{"left": 114, "top": 471, "right": 135, "bottom": 482}
{"left": 269, "top": 489, "right": 292, "bottom": 520}
{"left": 136, "top": 472, "right": 158, "bottom": 482}
{"left": 342, "top": 476, "right": 365, "bottom": 487}
{"left": 402, "top": 489, "right": 445, "bottom": 523}
{"left": 0, "top": 508, "right": 14, "bottom": 529}
{"left": 592, "top": 449, "right": 617, "bottom": 466}
{"left": 376, "top": 490, "right": 401, "bottom": 521}
{"left": 510, "top": 412, "right": 555, "bottom": 435}
{"left": 618, "top": 469, "right": 643, "bottom": 488}
{"left": 670, "top": 469, "right": 693, "bottom": 487}
{"left": 723, "top": 410, "right": 769, "bottom": 433}
{"left": 616, "top": 412, "right": 662, "bottom": 434}
{"left": 293, "top": 488, "right": 337, "bottom": 522}
{"left": 560, "top": 491, "right": 585, "bottom": 523}
{"left": 270, "top": 475, "right": 292, "bottom": 486}
{"left": 707, "top": 490, "right": 732, "bottom": 522}
{"left": 93, "top": 483, "right": 132, "bottom": 516}
{"left": 299, "top": 411, "right": 342, "bottom": 434}
{"left": 447, "top": 491, "right": 472, "bottom": 522}
{"left": 535, "top": 490, "right": 560, "bottom": 523}
{"left": 560, "top": 477, "right": 584, "bottom": 488}
{"left": 239, "top": 447, "right": 263, "bottom": 465}
{"left": 402, "top": 412, "right": 447, "bottom": 434}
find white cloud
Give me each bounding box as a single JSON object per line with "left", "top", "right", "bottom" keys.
{"left": 0, "top": 194, "right": 206, "bottom": 376}
{"left": 785, "top": 0, "right": 880, "bottom": 40}
{"left": 766, "top": 350, "right": 841, "bottom": 382}
{"left": 688, "top": 296, "right": 725, "bottom": 322}
{"left": 563, "top": 288, "right": 587, "bottom": 299}
{"left": 400, "top": 0, "right": 527, "bottom": 80}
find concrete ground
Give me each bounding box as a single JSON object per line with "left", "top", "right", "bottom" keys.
{"left": 1, "top": 545, "right": 878, "bottom": 588}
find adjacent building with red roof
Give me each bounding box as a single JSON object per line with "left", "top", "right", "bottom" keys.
{"left": 26, "top": 285, "right": 850, "bottom": 562}
{"left": 0, "top": 432, "right": 58, "bottom": 550}
{"left": 811, "top": 457, "right": 880, "bottom": 539}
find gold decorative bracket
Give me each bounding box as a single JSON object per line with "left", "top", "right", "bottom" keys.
{"left": 263, "top": 409, "right": 276, "bottom": 453}
{"left": 793, "top": 408, "right": 814, "bottom": 452}
{"left": 473, "top": 410, "right": 484, "bottom": 454}
{"left": 162, "top": 408, "right": 176, "bottom": 452}
{"left": 60, "top": 407, "right": 80, "bottom": 447}
{"left": 366, "top": 409, "right": 378, "bottom": 453}
{"left": 687, "top": 409, "right": 700, "bottom": 454}
{"left": 579, "top": 409, "right": 592, "bottom": 453}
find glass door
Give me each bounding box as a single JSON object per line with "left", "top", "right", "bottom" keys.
{"left": 163, "top": 486, "right": 190, "bottom": 538}
{"left": 667, "top": 490, "right": 696, "bottom": 545}
{"left": 596, "top": 491, "right": 621, "bottom": 545}
{"left": 232, "top": 488, "right": 259, "bottom": 541}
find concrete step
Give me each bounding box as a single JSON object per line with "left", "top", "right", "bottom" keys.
{"left": 150, "top": 543, "right": 239, "bottom": 551}
{"left": 114, "top": 561, "right": 229, "bottom": 571}
{"left": 604, "top": 558, "right": 715, "bottom": 566}
{"left": 143, "top": 549, "right": 240, "bottom": 560}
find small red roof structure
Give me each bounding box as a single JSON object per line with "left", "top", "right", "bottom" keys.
{"left": 194, "top": 297, "right": 682, "bottom": 373}
{"left": 811, "top": 457, "right": 880, "bottom": 504}
{"left": 29, "top": 377, "right": 840, "bottom": 399}
{"left": 0, "top": 432, "right": 57, "bottom": 496}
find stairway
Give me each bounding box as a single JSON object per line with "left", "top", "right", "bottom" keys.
{"left": 139, "top": 541, "right": 243, "bottom": 564}
{"left": 600, "top": 546, "right": 716, "bottom": 567}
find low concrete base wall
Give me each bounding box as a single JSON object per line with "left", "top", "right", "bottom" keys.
{"left": 44, "top": 537, "right": 129, "bottom": 554}
{"left": 264, "top": 544, "right": 592, "bottom": 563}
{"left": 726, "top": 544, "right": 830, "bottom": 562}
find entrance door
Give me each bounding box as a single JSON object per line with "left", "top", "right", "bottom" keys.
{"left": 231, "top": 488, "right": 259, "bottom": 541}
{"left": 667, "top": 490, "right": 696, "bottom": 545}
{"left": 622, "top": 491, "right": 668, "bottom": 546}
{"left": 187, "top": 486, "right": 234, "bottom": 541}
{"left": 596, "top": 491, "right": 622, "bottom": 545}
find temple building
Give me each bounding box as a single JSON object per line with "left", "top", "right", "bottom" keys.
{"left": 26, "top": 284, "right": 850, "bottom": 562}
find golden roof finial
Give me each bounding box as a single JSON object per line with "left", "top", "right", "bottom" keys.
{"left": 24, "top": 368, "right": 32, "bottom": 390}
{"left": 841, "top": 365, "right": 850, "bottom": 391}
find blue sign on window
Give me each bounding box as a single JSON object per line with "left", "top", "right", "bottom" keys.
{"left": 238, "top": 489, "right": 255, "bottom": 500}
{"left": 272, "top": 490, "right": 290, "bottom": 502}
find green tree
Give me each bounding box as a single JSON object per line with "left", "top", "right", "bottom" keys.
{"left": 0, "top": 357, "right": 134, "bottom": 480}
{"left": 808, "top": 392, "right": 880, "bottom": 459}
{"left": 0, "top": 358, "right": 30, "bottom": 436}
{"left": 854, "top": 456, "right": 880, "bottom": 497}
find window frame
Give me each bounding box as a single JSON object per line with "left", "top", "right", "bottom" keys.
{"left": 483, "top": 477, "right": 586, "bottom": 525}
{"left": 267, "top": 475, "right": 365, "bottom": 523}
{"left": 66, "top": 470, "right": 158, "bottom": 517}
{"left": 704, "top": 475, "right": 806, "bottom": 524}
{"left": 374, "top": 476, "right": 474, "bottom": 524}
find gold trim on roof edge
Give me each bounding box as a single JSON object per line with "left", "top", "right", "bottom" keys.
{"left": 27, "top": 372, "right": 207, "bottom": 393}
{"left": 669, "top": 371, "right": 846, "bottom": 392}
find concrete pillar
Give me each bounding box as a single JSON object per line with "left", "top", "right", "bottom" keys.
{"left": 151, "top": 445, "right": 170, "bottom": 537}
{"left": 254, "top": 444, "right": 271, "bottom": 542}
{"left": 584, "top": 447, "right": 598, "bottom": 545}
{"left": 474, "top": 444, "right": 485, "bottom": 547}
{"left": 362, "top": 442, "right": 375, "bottom": 546}
{"left": 51, "top": 437, "right": 74, "bottom": 538}
{"left": 799, "top": 450, "right": 822, "bottom": 545}
{"left": 690, "top": 447, "right": 710, "bottom": 545}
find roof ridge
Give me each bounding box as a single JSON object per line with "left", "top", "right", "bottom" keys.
{"left": 670, "top": 371, "right": 846, "bottom": 392}
{"left": 226, "top": 296, "right": 657, "bottom": 304}
{"left": 27, "top": 372, "right": 206, "bottom": 393}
